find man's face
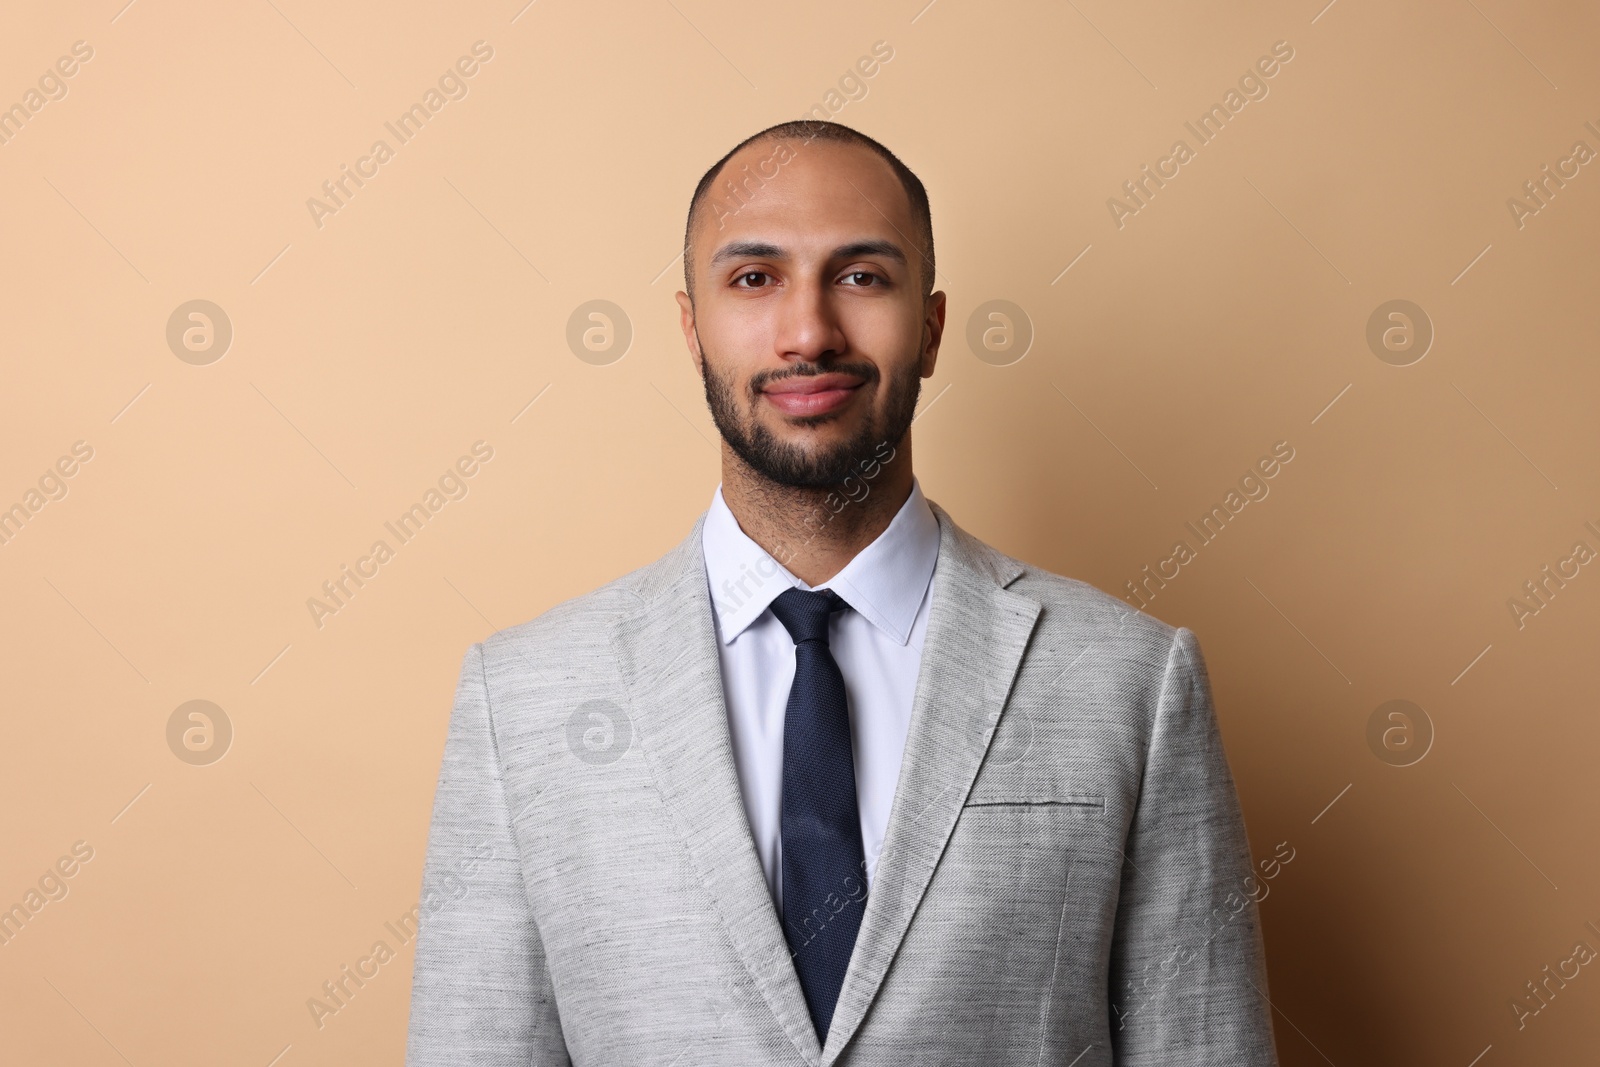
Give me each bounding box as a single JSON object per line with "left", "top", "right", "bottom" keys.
{"left": 676, "top": 139, "right": 945, "bottom": 488}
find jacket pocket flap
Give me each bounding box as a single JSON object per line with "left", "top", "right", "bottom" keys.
{"left": 963, "top": 790, "right": 1106, "bottom": 810}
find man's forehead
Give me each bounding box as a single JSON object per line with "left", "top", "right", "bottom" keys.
{"left": 696, "top": 139, "right": 913, "bottom": 254}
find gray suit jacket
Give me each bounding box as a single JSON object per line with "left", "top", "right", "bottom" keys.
{"left": 405, "top": 501, "right": 1280, "bottom": 1066}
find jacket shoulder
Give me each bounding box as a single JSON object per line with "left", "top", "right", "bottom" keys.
{"left": 478, "top": 559, "right": 652, "bottom": 670}
{"left": 1011, "top": 563, "right": 1178, "bottom": 653}
{"left": 1000, "top": 555, "right": 1193, "bottom": 757}
{"left": 937, "top": 504, "right": 1179, "bottom": 658}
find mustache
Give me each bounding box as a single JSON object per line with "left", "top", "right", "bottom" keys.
{"left": 747, "top": 360, "right": 880, "bottom": 395}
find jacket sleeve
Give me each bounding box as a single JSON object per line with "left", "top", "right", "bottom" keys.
{"left": 1107, "top": 626, "right": 1280, "bottom": 1065}
{"left": 405, "top": 642, "right": 570, "bottom": 1066}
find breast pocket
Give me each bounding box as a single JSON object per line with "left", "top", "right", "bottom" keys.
{"left": 948, "top": 768, "right": 1117, "bottom": 920}
{"left": 923, "top": 792, "right": 1117, "bottom": 1009}
{"left": 950, "top": 746, "right": 1112, "bottom": 883}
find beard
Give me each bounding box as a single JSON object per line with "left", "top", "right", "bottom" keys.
{"left": 698, "top": 334, "right": 922, "bottom": 489}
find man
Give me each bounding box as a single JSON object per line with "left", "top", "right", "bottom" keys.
{"left": 405, "top": 119, "right": 1279, "bottom": 1066}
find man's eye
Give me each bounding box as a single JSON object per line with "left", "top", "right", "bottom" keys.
{"left": 733, "top": 271, "right": 771, "bottom": 288}
{"left": 842, "top": 271, "right": 881, "bottom": 287}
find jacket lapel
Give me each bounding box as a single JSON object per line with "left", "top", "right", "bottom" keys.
{"left": 820, "top": 502, "right": 1043, "bottom": 1064}
{"left": 609, "top": 515, "right": 825, "bottom": 1066}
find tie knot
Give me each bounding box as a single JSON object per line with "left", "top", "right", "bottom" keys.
{"left": 768, "top": 587, "right": 847, "bottom": 646}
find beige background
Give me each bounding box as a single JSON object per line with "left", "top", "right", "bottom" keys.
{"left": 3, "top": 0, "right": 1598, "bottom": 1063}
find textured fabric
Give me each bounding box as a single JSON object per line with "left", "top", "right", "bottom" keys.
{"left": 404, "top": 500, "right": 1281, "bottom": 1067}
{"left": 769, "top": 587, "right": 867, "bottom": 1041}
{"left": 702, "top": 479, "right": 939, "bottom": 910}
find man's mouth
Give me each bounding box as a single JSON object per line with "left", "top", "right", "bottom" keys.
{"left": 760, "top": 373, "right": 865, "bottom": 417}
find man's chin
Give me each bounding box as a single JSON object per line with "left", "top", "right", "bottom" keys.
{"left": 736, "top": 433, "right": 878, "bottom": 489}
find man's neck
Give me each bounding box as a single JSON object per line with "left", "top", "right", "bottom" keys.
{"left": 719, "top": 441, "right": 915, "bottom": 588}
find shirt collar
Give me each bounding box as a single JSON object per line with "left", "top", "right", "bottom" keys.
{"left": 701, "top": 477, "right": 941, "bottom": 646}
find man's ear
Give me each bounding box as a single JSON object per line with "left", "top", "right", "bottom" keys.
{"left": 675, "top": 289, "right": 704, "bottom": 376}
{"left": 920, "top": 290, "right": 947, "bottom": 378}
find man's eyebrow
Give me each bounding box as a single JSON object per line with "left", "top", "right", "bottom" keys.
{"left": 706, "top": 239, "right": 909, "bottom": 269}
{"left": 833, "top": 240, "right": 907, "bottom": 266}
{"left": 708, "top": 241, "right": 784, "bottom": 267}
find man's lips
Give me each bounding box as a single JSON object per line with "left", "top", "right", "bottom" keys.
{"left": 760, "top": 373, "right": 865, "bottom": 417}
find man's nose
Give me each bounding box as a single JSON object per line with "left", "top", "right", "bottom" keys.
{"left": 774, "top": 278, "right": 848, "bottom": 363}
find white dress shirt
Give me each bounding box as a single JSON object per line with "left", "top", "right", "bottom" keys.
{"left": 700, "top": 478, "right": 941, "bottom": 913}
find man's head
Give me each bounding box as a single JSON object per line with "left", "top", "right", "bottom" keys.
{"left": 676, "top": 120, "right": 944, "bottom": 490}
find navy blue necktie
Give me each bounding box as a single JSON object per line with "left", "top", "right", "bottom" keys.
{"left": 769, "top": 586, "right": 867, "bottom": 1042}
